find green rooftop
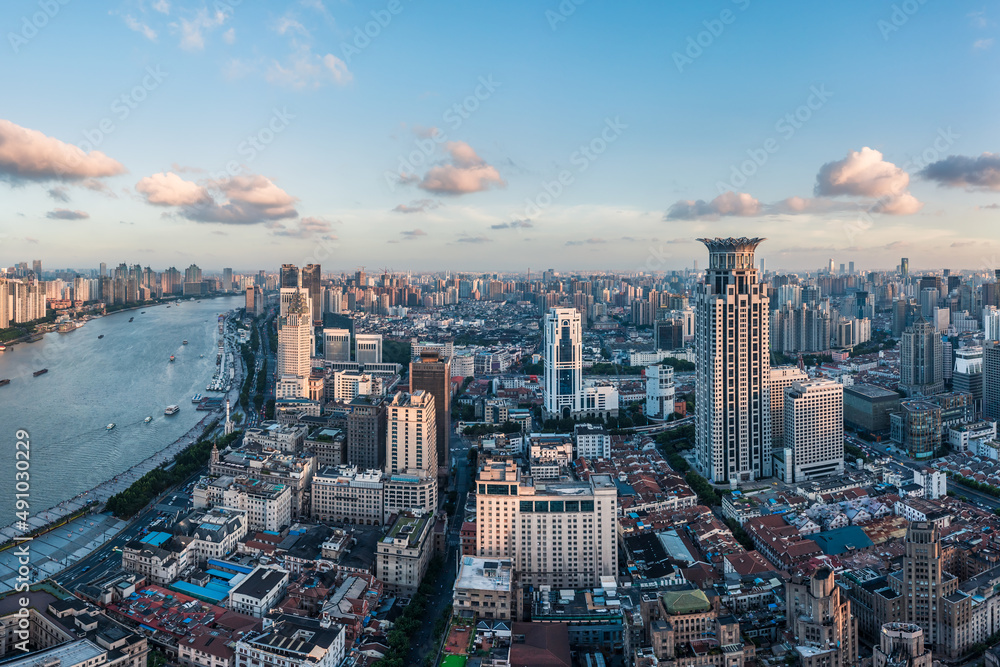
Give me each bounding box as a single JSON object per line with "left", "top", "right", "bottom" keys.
{"left": 662, "top": 589, "right": 711, "bottom": 615}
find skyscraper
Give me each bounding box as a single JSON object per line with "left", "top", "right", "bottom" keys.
{"left": 301, "top": 264, "right": 322, "bottom": 325}
{"left": 346, "top": 395, "right": 386, "bottom": 471}
{"left": 953, "top": 347, "right": 983, "bottom": 415}
{"left": 385, "top": 390, "right": 437, "bottom": 477}
{"left": 323, "top": 328, "right": 351, "bottom": 361}
{"left": 769, "top": 366, "right": 808, "bottom": 475}
{"left": 889, "top": 522, "right": 959, "bottom": 647}
{"left": 694, "top": 237, "right": 771, "bottom": 483}
{"left": 222, "top": 267, "right": 233, "bottom": 292}
{"left": 276, "top": 281, "right": 313, "bottom": 399}
{"left": 984, "top": 342, "right": 1000, "bottom": 422}
{"left": 899, "top": 318, "right": 945, "bottom": 397}
{"left": 873, "top": 624, "right": 932, "bottom": 667}
{"left": 184, "top": 264, "right": 202, "bottom": 284}
{"left": 409, "top": 350, "right": 451, "bottom": 476}
{"left": 779, "top": 379, "right": 844, "bottom": 483}
{"left": 280, "top": 264, "right": 299, "bottom": 288}
{"left": 475, "top": 458, "right": 618, "bottom": 589}
{"left": 786, "top": 567, "right": 858, "bottom": 667}
{"left": 901, "top": 257, "right": 909, "bottom": 282}
{"left": 355, "top": 334, "right": 382, "bottom": 364}
{"left": 543, "top": 307, "right": 582, "bottom": 419}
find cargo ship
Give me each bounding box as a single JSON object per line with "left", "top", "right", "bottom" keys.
{"left": 164, "top": 405, "right": 179, "bottom": 416}
{"left": 33, "top": 369, "right": 48, "bottom": 377}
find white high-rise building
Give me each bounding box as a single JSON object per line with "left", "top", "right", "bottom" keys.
{"left": 694, "top": 238, "right": 771, "bottom": 483}
{"left": 543, "top": 307, "right": 583, "bottom": 419}
{"left": 276, "top": 282, "right": 313, "bottom": 399}
{"left": 386, "top": 390, "right": 437, "bottom": 477}
{"left": 0, "top": 280, "right": 10, "bottom": 328}
{"left": 323, "top": 328, "right": 351, "bottom": 361}
{"left": 984, "top": 306, "right": 1000, "bottom": 342}
{"left": 475, "top": 458, "right": 617, "bottom": 589}
{"left": 780, "top": 379, "right": 844, "bottom": 483}
{"left": 355, "top": 333, "right": 383, "bottom": 364}
{"left": 330, "top": 370, "right": 381, "bottom": 402}
{"left": 645, "top": 363, "right": 676, "bottom": 418}
{"left": 769, "top": 365, "right": 808, "bottom": 474}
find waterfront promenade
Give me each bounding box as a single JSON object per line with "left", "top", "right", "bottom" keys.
{"left": 0, "top": 310, "right": 247, "bottom": 542}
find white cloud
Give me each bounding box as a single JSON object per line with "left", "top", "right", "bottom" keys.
{"left": 417, "top": 141, "right": 505, "bottom": 195}
{"left": 124, "top": 15, "right": 157, "bottom": 41}
{"left": 0, "top": 118, "right": 126, "bottom": 182}
{"left": 666, "top": 191, "right": 761, "bottom": 220}
{"left": 135, "top": 171, "right": 299, "bottom": 224}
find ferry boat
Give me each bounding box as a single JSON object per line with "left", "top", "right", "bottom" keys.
{"left": 164, "top": 405, "right": 179, "bottom": 416}
{"left": 106, "top": 423, "right": 115, "bottom": 431}
{"left": 33, "top": 369, "right": 48, "bottom": 377}
{"left": 143, "top": 416, "right": 153, "bottom": 423}
{"left": 0, "top": 379, "right": 9, "bottom": 387}
{"left": 192, "top": 393, "right": 202, "bottom": 403}
{"left": 169, "top": 355, "right": 175, "bottom": 362}
{"left": 182, "top": 340, "right": 189, "bottom": 345}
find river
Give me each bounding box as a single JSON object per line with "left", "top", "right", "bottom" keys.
{"left": 0, "top": 296, "right": 241, "bottom": 525}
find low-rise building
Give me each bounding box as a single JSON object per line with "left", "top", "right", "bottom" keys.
{"left": 243, "top": 422, "right": 308, "bottom": 453}
{"left": 376, "top": 512, "right": 434, "bottom": 595}
{"left": 453, "top": 557, "right": 513, "bottom": 621}
{"left": 574, "top": 423, "right": 611, "bottom": 459}
{"left": 233, "top": 615, "right": 344, "bottom": 667}
{"left": 310, "top": 466, "right": 384, "bottom": 526}
{"left": 193, "top": 476, "right": 291, "bottom": 532}
{"left": 228, "top": 566, "right": 290, "bottom": 618}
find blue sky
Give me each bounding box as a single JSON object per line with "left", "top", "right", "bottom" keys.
{"left": 0, "top": 0, "right": 998, "bottom": 273}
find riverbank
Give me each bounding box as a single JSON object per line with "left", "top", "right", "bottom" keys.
{"left": 1, "top": 292, "right": 239, "bottom": 348}
{"left": 0, "top": 412, "right": 218, "bottom": 542}
{"left": 0, "top": 307, "right": 246, "bottom": 541}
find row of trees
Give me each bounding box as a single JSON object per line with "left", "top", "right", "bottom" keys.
{"left": 373, "top": 556, "right": 445, "bottom": 667}
{"left": 104, "top": 430, "right": 241, "bottom": 519}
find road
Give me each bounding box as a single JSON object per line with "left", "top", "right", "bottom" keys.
{"left": 846, "top": 433, "right": 1000, "bottom": 510}
{"left": 408, "top": 427, "right": 473, "bottom": 666}
{"left": 54, "top": 461, "right": 208, "bottom": 591}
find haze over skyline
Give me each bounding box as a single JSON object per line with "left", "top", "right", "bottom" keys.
{"left": 2, "top": 0, "right": 1000, "bottom": 271}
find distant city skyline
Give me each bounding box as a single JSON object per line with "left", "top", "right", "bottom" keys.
{"left": 1, "top": 2, "right": 998, "bottom": 270}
